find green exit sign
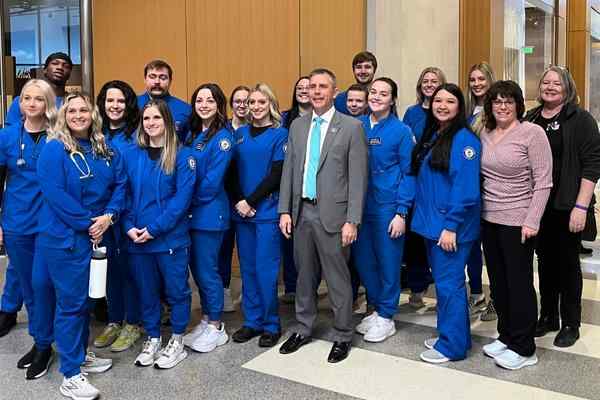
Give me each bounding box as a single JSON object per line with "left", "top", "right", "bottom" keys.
{"left": 523, "top": 46, "right": 535, "bottom": 54}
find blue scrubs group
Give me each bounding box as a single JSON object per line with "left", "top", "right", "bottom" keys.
{"left": 188, "top": 127, "right": 234, "bottom": 321}
{"left": 33, "top": 138, "right": 126, "bottom": 378}
{"left": 232, "top": 124, "right": 287, "bottom": 334}
{"left": 352, "top": 114, "right": 415, "bottom": 319}
{"left": 122, "top": 145, "right": 195, "bottom": 339}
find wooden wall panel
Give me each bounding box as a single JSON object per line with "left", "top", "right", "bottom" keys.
{"left": 92, "top": 0, "right": 188, "bottom": 99}
{"left": 186, "top": 0, "right": 300, "bottom": 111}
{"left": 299, "top": 0, "right": 365, "bottom": 92}
{"left": 567, "top": 0, "right": 591, "bottom": 108}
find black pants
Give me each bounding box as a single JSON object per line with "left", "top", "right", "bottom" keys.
{"left": 536, "top": 208, "right": 583, "bottom": 327}
{"left": 481, "top": 221, "right": 537, "bottom": 356}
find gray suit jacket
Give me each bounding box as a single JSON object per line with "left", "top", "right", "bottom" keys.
{"left": 278, "top": 110, "right": 368, "bottom": 233}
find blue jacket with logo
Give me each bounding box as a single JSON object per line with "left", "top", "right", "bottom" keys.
{"left": 137, "top": 93, "right": 191, "bottom": 141}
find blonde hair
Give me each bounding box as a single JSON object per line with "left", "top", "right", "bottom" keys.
{"left": 537, "top": 65, "right": 579, "bottom": 105}
{"left": 19, "top": 79, "right": 57, "bottom": 129}
{"left": 49, "top": 92, "right": 111, "bottom": 158}
{"left": 137, "top": 100, "right": 179, "bottom": 175}
{"left": 466, "top": 62, "right": 496, "bottom": 116}
{"left": 249, "top": 83, "right": 282, "bottom": 128}
{"left": 415, "top": 67, "right": 447, "bottom": 104}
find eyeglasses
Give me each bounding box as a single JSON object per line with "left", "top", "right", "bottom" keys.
{"left": 232, "top": 100, "right": 248, "bottom": 106}
{"left": 491, "top": 99, "right": 516, "bottom": 108}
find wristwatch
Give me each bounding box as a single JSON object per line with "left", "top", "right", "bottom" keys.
{"left": 106, "top": 213, "right": 115, "bottom": 226}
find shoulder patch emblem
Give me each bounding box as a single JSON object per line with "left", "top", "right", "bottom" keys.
{"left": 220, "top": 138, "right": 232, "bottom": 152}
{"left": 188, "top": 156, "right": 196, "bottom": 170}
{"left": 463, "top": 146, "right": 476, "bottom": 160}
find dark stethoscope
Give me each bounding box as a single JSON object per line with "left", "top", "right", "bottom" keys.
{"left": 16, "top": 125, "right": 46, "bottom": 168}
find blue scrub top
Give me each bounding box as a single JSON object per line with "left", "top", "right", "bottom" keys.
{"left": 334, "top": 90, "right": 350, "bottom": 115}
{"left": 103, "top": 127, "right": 137, "bottom": 155}
{"left": 188, "top": 127, "right": 233, "bottom": 231}
{"left": 137, "top": 93, "right": 191, "bottom": 141}
{"left": 121, "top": 145, "right": 196, "bottom": 253}
{"left": 232, "top": 125, "right": 287, "bottom": 224}
{"left": 5, "top": 96, "right": 64, "bottom": 126}
{"left": 402, "top": 104, "right": 428, "bottom": 141}
{"left": 410, "top": 128, "right": 481, "bottom": 243}
{"left": 0, "top": 123, "right": 47, "bottom": 235}
{"left": 36, "top": 138, "right": 127, "bottom": 249}
{"left": 359, "top": 114, "right": 415, "bottom": 219}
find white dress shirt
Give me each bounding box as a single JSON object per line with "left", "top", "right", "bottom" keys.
{"left": 302, "top": 106, "right": 336, "bottom": 197}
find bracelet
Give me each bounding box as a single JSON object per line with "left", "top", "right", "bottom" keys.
{"left": 574, "top": 204, "right": 588, "bottom": 211}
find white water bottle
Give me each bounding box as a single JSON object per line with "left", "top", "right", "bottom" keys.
{"left": 89, "top": 244, "right": 108, "bottom": 299}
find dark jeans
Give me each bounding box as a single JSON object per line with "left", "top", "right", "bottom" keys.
{"left": 482, "top": 221, "right": 537, "bottom": 356}
{"left": 536, "top": 208, "right": 583, "bottom": 327}
{"left": 403, "top": 230, "right": 433, "bottom": 293}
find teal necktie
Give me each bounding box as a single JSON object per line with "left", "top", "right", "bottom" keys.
{"left": 305, "top": 116, "right": 323, "bottom": 199}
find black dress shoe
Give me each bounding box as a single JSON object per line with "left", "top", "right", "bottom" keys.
{"left": 17, "top": 344, "right": 37, "bottom": 369}
{"left": 328, "top": 341, "right": 351, "bottom": 363}
{"left": 258, "top": 331, "right": 281, "bottom": 348}
{"left": 232, "top": 326, "right": 263, "bottom": 343}
{"left": 0, "top": 311, "right": 17, "bottom": 337}
{"left": 554, "top": 326, "right": 580, "bottom": 348}
{"left": 535, "top": 316, "right": 560, "bottom": 337}
{"left": 279, "top": 333, "right": 312, "bottom": 354}
{"left": 26, "top": 347, "right": 53, "bottom": 380}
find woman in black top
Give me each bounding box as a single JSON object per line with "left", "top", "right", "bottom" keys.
{"left": 526, "top": 66, "right": 600, "bottom": 348}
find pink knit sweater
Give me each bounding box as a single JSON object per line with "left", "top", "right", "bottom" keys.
{"left": 481, "top": 121, "right": 553, "bottom": 230}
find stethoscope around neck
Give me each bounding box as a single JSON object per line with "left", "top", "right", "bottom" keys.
{"left": 69, "top": 149, "right": 94, "bottom": 180}
{"left": 16, "top": 125, "right": 46, "bottom": 168}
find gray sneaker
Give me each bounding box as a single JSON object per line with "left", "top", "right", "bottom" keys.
{"left": 468, "top": 294, "right": 486, "bottom": 315}
{"left": 480, "top": 301, "right": 498, "bottom": 321}
{"left": 81, "top": 352, "right": 112, "bottom": 373}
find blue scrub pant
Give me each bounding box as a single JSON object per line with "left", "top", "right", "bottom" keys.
{"left": 190, "top": 230, "right": 225, "bottom": 321}
{"left": 32, "top": 237, "right": 91, "bottom": 378}
{"left": 106, "top": 247, "right": 141, "bottom": 325}
{"left": 235, "top": 221, "right": 281, "bottom": 334}
{"left": 4, "top": 234, "right": 36, "bottom": 336}
{"left": 281, "top": 235, "right": 297, "bottom": 294}
{"left": 0, "top": 260, "right": 23, "bottom": 313}
{"left": 353, "top": 217, "right": 404, "bottom": 319}
{"left": 466, "top": 241, "right": 483, "bottom": 295}
{"left": 218, "top": 227, "right": 235, "bottom": 288}
{"left": 425, "top": 239, "right": 473, "bottom": 360}
{"left": 130, "top": 248, "right": 191, "bottom": 338}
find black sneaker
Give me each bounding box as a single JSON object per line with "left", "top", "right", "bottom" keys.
{"left": 554, "top": 326, "right": 580, "bottom": 348}
{"left": 17, "top": 344, "right": 37, "bottom": 369}
{"left": 0, "top": 311, "right": 17, "bottom": 337}
{"left": 232, "top": 327, "right": 263, "bottom": 343}
{"left": 258, "top": 331, "right": 281, "bottom": 348}
{"left": 26, "top": 347, "right": 53, "bottom": 380}
{"left": 535, "top": 316, "right": 560, "bottom": 337}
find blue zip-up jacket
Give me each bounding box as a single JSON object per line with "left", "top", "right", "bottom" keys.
{"left": 5, "top": 96, "right": 64, "bottom": 126}
{"left": 121, "top": 145, "right": 196, "bottom": 253}
{"left": 36, "top": 138, "right": 127, "bottom": 249}
{"left": 137, "top": 93, "right": 191, "bottom": 141}
{"left": 188, "top": 127, "right": 233, "bottom": 231}
{"left": 409, "top": 128, "right": 481, "bottom": 243}
{"left": 334, "top": 90, "right": 350, "bottom": 115}
{"left": 402, "top": 104, "right": 428, "bottom": 141}
{"left": 232, "top": 125, "right": 287, "bottom": 224}
{"left": 0, "top": 123, "right": 47, "bottom": 234}
{"left": 103, "top": 127, "right": 137, "bottom": 155}
{"left": 360, "top": 114, "right": 415, "bottom": 218}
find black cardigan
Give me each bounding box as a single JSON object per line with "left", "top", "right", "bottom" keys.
{"left": 525, "top": 102, "right": 600, "bottom": 211}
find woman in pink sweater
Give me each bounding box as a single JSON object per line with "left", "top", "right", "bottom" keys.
{"left": 479, "top": 81, "right": 552, "bottom": 370}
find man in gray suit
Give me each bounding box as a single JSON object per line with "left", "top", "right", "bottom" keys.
{"left": 278, "top": 68, "right": 368, "bottom": 363}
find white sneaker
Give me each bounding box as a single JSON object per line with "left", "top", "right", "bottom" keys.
{"left": 183, "top": 320, "right": 208, "bottom": 347}
{"left": 420, "top": 349, "right": 450, "bottom": 364}
{"left": 364, "top": 316, "right": 396, "bottom": 343}
{"left": 494, "top": 349, "right": 538, "bottom": 370}
{"left": 355, "top": 311, "right": 378, "bottom": 335}
{"left": 223, "top": 288, "right": 235, "bottom": 312}
{"left": 81, "top": 352, "right": 112, "bottom": 373}
{"left": 154, "top": 336, "right": 188, "bottom": 369}
{"left": 424, "top": 337, "right": 438, "bottom": 350}
{"left": 190, "top": 323, "right": 229, "bottom": 353}
{"left": 409, "top": 292, "right": 425, "bottom": 309}
{"left": 482, "top": 339, "right": 508, "bottom": 358}
{"left": 135, "top": 337, "right": 161, "bottom": 367}
{"left": 59, "top": 374, "right": 100, "bottom": 400}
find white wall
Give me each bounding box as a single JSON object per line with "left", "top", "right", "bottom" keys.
{"left": 366, "top": 0, "right": 460, "bottom": 117}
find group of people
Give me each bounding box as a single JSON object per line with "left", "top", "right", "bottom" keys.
{"left": 0, "top": 49, "right": 598, "bottom": 400}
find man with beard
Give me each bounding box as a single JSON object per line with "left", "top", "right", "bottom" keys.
{"left": 137, "top": 59, "right": 191, "bottom": 141}
{"left": 4, "top": 52, "right": 73, "bottom": 126}
{"left": 334, "top": 51, "right": 378, "bottom": 115}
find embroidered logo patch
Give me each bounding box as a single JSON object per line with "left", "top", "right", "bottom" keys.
{"left": 369, "top": 137, "right": 382, "bottom": 145}
{"left": 195, "top": 142, "right": 206, "bottom": 151}
{"left": 235, "top": 136, "right": 244, "bottom": 144}
{"left": 463, "top": 146, "right": 476, "bottom": 160}
{"left": 220, "top": 138, "right": 232, "bottom": 152}
{"left": 188, "top": 156, "right": 196, "bottom": 170}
